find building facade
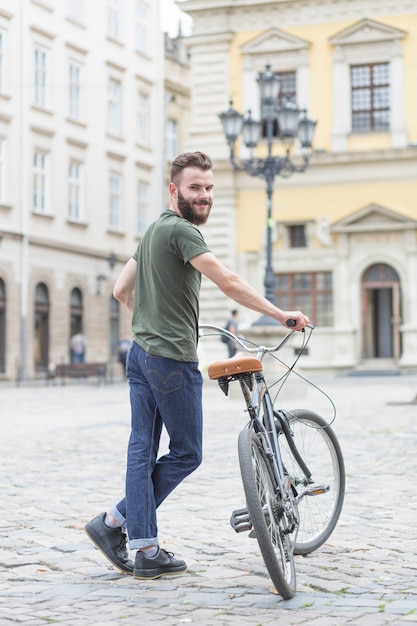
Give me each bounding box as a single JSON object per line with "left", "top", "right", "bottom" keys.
{"left": 0, "top": 0, "right": 165, "bottom": 381}
{"left": 163, "top": 30, "right": 190, "bottom": 204}
{"left": 181, "top": 0, "right": 417, "bottom": 373}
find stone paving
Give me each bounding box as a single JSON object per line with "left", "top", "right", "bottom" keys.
{"left": 0, "top": 366, "right": 417, "bottom": 625}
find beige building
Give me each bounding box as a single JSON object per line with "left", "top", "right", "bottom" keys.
{"left": 181, "top": 0, "right": 417, "bottom": 373}
{"left": 163, "top": 30, "right": 191, "bottom": 203}
{"left": 0, "top": 0, "right": 166, "bottom": 381}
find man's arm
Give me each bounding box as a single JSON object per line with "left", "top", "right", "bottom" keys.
{"left": 113, "top": 257, "right": 137, "bottom": 311}
{"left": 190, "top": 252, "right": 310, "bottom": 331}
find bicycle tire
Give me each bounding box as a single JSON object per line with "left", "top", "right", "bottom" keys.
{"left": 238, "top": 427, "right": 297, "bottom": 599}
{"left": 277, "top": 409, "right": 345, "bottom": 555}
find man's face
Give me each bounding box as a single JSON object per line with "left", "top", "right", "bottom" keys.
{"left": 173, "top": 167, "right": 214, "bottom": 226}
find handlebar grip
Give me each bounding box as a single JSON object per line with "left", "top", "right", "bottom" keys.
{"left": 286, "top": 319, "right": 296, "bottom": 327}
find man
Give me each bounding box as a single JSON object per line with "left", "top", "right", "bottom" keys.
{"left": 224, "top": 309, "right": 239, "bottom": 357}
{"left": 117, "top": 337, "right": 132, "bottom": 374}
{"left": 84, "top": 151, "right": 310, "bottom": 580}
{"left": 70, "top": 333, "right": 86, "bottom": 363}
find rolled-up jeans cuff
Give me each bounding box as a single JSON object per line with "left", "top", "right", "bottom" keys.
{"left": 129, "top": 537, "right": 159, "bottom": 550}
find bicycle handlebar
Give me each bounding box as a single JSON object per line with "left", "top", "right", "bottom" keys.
{"left": 286, "top": 319, "right": 315, "bottom": 330}
{"left": 199, "top": 322, "right": 314, "bottom": 355}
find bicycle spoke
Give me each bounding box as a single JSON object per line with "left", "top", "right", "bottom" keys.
{"left": 278, "top": 409, "right": 345, "bottom": 555}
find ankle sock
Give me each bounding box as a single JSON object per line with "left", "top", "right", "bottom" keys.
{"left": 104, "top": 513, "right": 120, "bottom": 529}
{"left": 141, "top": 546, "right": 159, "bottom": 558}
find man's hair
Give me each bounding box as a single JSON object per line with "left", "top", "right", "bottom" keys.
{"left": 170, "top": 151, "right": 213, "bottom": 185}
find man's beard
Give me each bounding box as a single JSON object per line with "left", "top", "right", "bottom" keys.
{"left": 177, "top": 189, "right": 212, "bottom": 226}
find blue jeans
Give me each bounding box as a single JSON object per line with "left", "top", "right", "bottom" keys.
{"left": 111, "top": 341, "right": 203, "bottom": 549}
{"left": 72, "top": 352, "right": 84, "bottom": 363}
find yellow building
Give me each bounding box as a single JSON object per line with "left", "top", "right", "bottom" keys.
{"left": 182, "top": 0, "right": 417, "bottom": 372}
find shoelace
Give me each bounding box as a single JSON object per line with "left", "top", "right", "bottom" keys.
{"left": 116, "top": 529, "right": 129, "bottom": 558}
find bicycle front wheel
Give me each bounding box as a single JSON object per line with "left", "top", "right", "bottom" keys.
{"left": 278, "top": 409, "right": 345, "bottom": 555}
{"left": 238, "top": 427, "right": 296, "bottom": 599}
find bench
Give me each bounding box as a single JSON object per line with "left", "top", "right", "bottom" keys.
{"left": 47, "top": 362, "right": 108, "bottom": 385}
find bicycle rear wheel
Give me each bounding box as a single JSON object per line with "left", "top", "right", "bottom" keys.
{"left": 278, "top": 409, "right": 345, "bottom": 555}
{"left": 238, "top": 427, "right": 296, "bottom": 599}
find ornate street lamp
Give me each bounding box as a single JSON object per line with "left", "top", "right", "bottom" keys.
{"left": 219, "top": 65, "right": 317, "bottom": 324}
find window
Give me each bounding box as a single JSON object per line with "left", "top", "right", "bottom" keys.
{"left": 70, "top": 287, "right": 83, "bottom": 338}
{"left": 0, "top": 30, "right": 4, "bottom": 93}
{"left": 241, "top": 28, "right": 310, "bottom": 137}
{"left": 275, "top": 272, "right": 333, "bottom": 327}
{"left": 33, "top": 151, "right": 49, "bottom": 213}
{"left": 136, "top": 91, "right": 150, "bottom": 146}
{"left": 108, "top": 78, "right": 122, "bottom": 136}
{"left": 0, "top": 139, "right": 6, "bottom": 204}
{"left": 136, "top": 1, "right": 149, "bottom": 55}
{"left": 351, "top": 63, "right": 390, "bottom": 132}
{"left": 68, "top": 61, "right": 82, "bottom": 120}
{"left": 34, "top": 283, "right": 50, "bottom": 371}
{"left": 68, "top": 0, "right": 83, "bottom": 21}
{"left": 277, "top": 71, "right": 297, "bottom": 106}
{"left": 262, "top": 70, "right": 297, "bottom": 138}
{"left": 363, "top": 263, "right": 399, "bottom": 284}
{"left": 137, "top": 180, "right": 150, "bottom": 235}
{"left": 0, "top": 278, "right": 5, "bottom": 373}
{"left": 34, "top": 45, "right": 48, "bottom": 108}
{"left": 109, "top": 171, "right": 122, "bottom": 229}
{"left": 288, "top": 224, "right": 306, "bottom": 248}
{"left": 68, "top": 160, "right": 83, "bottom": 221}
{"left": 329, "top": 19, "right": 405, "bottom": 150}
{"left": 166, "top": 119, "right": 179, "bottom": 161}
{"left": 108, "top": 0, "right": 121, "bottom": 40}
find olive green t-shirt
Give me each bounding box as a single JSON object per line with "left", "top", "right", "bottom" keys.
{"left": 132, "top": 209, "right": 210, "bottom": 362}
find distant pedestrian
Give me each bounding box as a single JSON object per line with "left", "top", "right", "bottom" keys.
{"left": 117, "top": 338, "right": 132, "bottom": 374}
{"left": 70, "top": 333, "right": 86, "bottom": 363}
{"left": 223, "top": 309, "right": 239, "bottom": 357}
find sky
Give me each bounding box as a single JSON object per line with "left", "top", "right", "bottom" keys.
{"left": 160, "top": 0, "right": 193, "bottom": 36}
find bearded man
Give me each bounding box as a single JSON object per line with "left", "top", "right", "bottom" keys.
{"left": 84, "top": 151, "right": 310, "bottom": 580}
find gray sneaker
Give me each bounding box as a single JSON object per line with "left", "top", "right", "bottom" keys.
{"left": 85, "top": 512, "right": 134, "bottom": 575}
{"left": 133, "top": 548, "right": 187, "bottom": 579}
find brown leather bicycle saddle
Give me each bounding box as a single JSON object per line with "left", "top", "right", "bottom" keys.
{"left": 208, "top": 355, "right": 263, "bottom": 380}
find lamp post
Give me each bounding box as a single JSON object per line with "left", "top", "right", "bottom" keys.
{"left": 219, "top": 65, "right": 317, "bottom": 324}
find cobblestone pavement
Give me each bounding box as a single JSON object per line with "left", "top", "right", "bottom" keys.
{"left": 0, "top": 367, "right": 416, "bottom": 625}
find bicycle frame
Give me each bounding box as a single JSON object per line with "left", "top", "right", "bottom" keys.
{"left": 200, "top": 324, "right": 309, "bottom": 539}
{"left": 241, "top": 367, "right": 300, "bottom": 540}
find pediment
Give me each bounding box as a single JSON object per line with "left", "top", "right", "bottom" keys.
{"left": 241, "top": 27, "right": 310, "bottom": 56}
{"left": 331, "top": 205, "right": 417, "bottom": 233}
{"left": 330, "top": 18, "right": 406, "bottom": 47}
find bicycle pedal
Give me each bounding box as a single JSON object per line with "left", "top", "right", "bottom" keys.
{"left": 304, "top": 483, "right": 330, "bottom": 497}
{"left": 230, "top": 507, "right": 252, "bottom": 533}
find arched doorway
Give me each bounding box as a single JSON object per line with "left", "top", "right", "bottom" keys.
{"left": 70, "top": 287, "right": 83, "bottom": 337}
{"left": 34, "top": 282, "right": 50, "bottom": 371}
{"left": 362, "top": 263, "right": 401, "bottom": 359}
{"left": 70, "top": 287, "right": 85, "bottom": 363}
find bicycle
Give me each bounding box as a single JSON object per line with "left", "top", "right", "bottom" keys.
{"left": 199, "top": 322, "right": 345, "bottom": 599}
